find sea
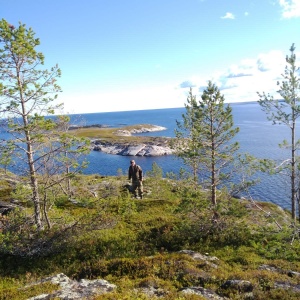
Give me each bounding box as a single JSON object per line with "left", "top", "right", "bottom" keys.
{"left": 67, "top": 102, "right": 294, "bottom": 211}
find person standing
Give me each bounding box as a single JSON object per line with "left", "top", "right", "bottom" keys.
{"left": 128, "top": 160, "right": 143, "bottom": 199}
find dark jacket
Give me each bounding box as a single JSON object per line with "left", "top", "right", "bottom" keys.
{"left": 128, "top": 164, "right": 143, "bottom": 181}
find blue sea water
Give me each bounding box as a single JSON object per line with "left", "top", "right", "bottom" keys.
{"left": 68, "top": 102, "right": 294, "bottom": 210}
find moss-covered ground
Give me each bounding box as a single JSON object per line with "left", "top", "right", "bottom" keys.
{"left": 0, "top": 170, "right": 299, "bottom": 299}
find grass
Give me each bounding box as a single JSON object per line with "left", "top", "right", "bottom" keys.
{"left": 0, "top": 277, "right": 59, "bottom": 300}
{"left": 71, "top": 124, "right": 173, "bottom": 145}
{"left": 0, "top": 171, "right": 299, "bottom": 299}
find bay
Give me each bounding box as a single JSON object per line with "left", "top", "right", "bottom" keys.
{"left": 69, "top": 102, "right": 294, "bottom": 210}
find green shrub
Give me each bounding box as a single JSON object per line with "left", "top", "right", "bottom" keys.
{"left": 146, "top": 162, "right": 163, "bottom": 179}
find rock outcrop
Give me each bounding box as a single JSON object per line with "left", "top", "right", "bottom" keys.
{"left": 0, "top": 200, "right": 20, "bottom": 215}
{"left": 181, "top": 286, "right": 229, "bottom": 299}
{"left": 114, "top": 125, "right": 166, "bottom": 136}
{"left": 27, "top": 273, "right": 116, "bottom": 300}
{"left": 92, "top": 141, "right": 174, "bottom": 156}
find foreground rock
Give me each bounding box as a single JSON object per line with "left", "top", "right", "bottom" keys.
{"left": 27, "top": 273, "right": 116, "bottom": 300}
{"left": 181, "top": 287, "right": 229, "bottom": 299}
{"left": 0, "top": 200, "right": 19, "bottom": 215}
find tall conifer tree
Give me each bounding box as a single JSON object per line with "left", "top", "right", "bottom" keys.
{"left": 258, "top": 44, "right": 300, "bottom": 221}
{"left": 0, "top": 19, "right": 62, "bottom": 229}
{"left": 175, "top": 81, "right": 239, "bottom": 205}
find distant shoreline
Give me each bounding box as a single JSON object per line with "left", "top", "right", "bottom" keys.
{"left": 65, "top": 101, "right": 262, "bottom": 115}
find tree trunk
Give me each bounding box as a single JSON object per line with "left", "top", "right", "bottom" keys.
{"left": 27, "top": 146, "right": 42, "bottom": 230}
{"left": 211, "top": 170, "right": 217, "bottom": 206}
{"left": 211, "top": 144, "right": 217, "bottom": 206}
{"left": 43, "top": 193, "right": 51, "bottom": 229}
{"left": 18, "top": 70, "right": 42, "bottom": 229}
{"left": 291, "top": 115, "right": 296, "bottom": 222}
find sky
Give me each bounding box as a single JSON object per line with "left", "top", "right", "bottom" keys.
{"left": 1, "top": 0, "right": 300, "bottom": 113}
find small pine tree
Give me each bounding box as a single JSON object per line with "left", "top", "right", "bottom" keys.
{"left": 174, "top": 88, "right": 202, "bottom": 185}
{"left": 174, "top": 82, "right": 239, "bottom": 206}
{"left": 146, "top": 162, "right": 163, "bottom": 179}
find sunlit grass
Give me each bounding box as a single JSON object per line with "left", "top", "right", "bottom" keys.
{"left": 70, "top": 124, "right": 173, "bottom": 144}
{"left": 0, "top": 278, "right": 59, "bottom": 300}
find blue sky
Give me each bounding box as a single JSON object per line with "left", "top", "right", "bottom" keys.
{"left": 2, "top": 0, "right": 300, "bottom": 113}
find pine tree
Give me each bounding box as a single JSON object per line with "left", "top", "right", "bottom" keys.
{"left": 174, "top": 88, "right": 202, "bottom": 185}
{"left": 174, "top": 82, "right": 239, "bottom": 205}
{"left": 258, "top": 44, "right": 300, "bottom": 222}
{"left": 0, "top": 19, "right": 62, "bottom": 229}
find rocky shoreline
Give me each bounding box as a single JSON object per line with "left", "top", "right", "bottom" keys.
{"left": 92, "top": 141, "right": 174, "bottom": 156}
{"left": 90, "top": 124, "right": 175, "bottom": 156}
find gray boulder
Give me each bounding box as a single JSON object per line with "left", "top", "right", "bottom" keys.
{"left": 181, "top": 286, "right": 228, "bottom": 299}
{"left": 27, "top": 273, "right": 116, "bottom": 300}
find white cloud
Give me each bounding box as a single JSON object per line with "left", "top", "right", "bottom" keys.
{"left": 178, "top": 49, "right": 295, "bottom": 103}
{"left": 63, "top": 51, "right": 299, "bottom": 113}
{"left": 221, "top": 12, "right": 235, "bottom": 19}
{"left": 256, "top": 50, "right": 285, "bottom": 72}
{"left": 279, "top": 0, "right": 300, "bottom": 18}
{"left": 218, "top": 51, "right": 288, "bottom": 102}
{"left": 62, "top": 84, "right": 186, "bottom": 114}
{"left": 244, "top": 12, "right": 249, "bottom": 16}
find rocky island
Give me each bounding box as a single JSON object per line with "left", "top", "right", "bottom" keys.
{"left": 72, "top": 124, "right": 175, "bottom": 156}
{"left": 92, "top": 124, "right": 175, "bottom": 156}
